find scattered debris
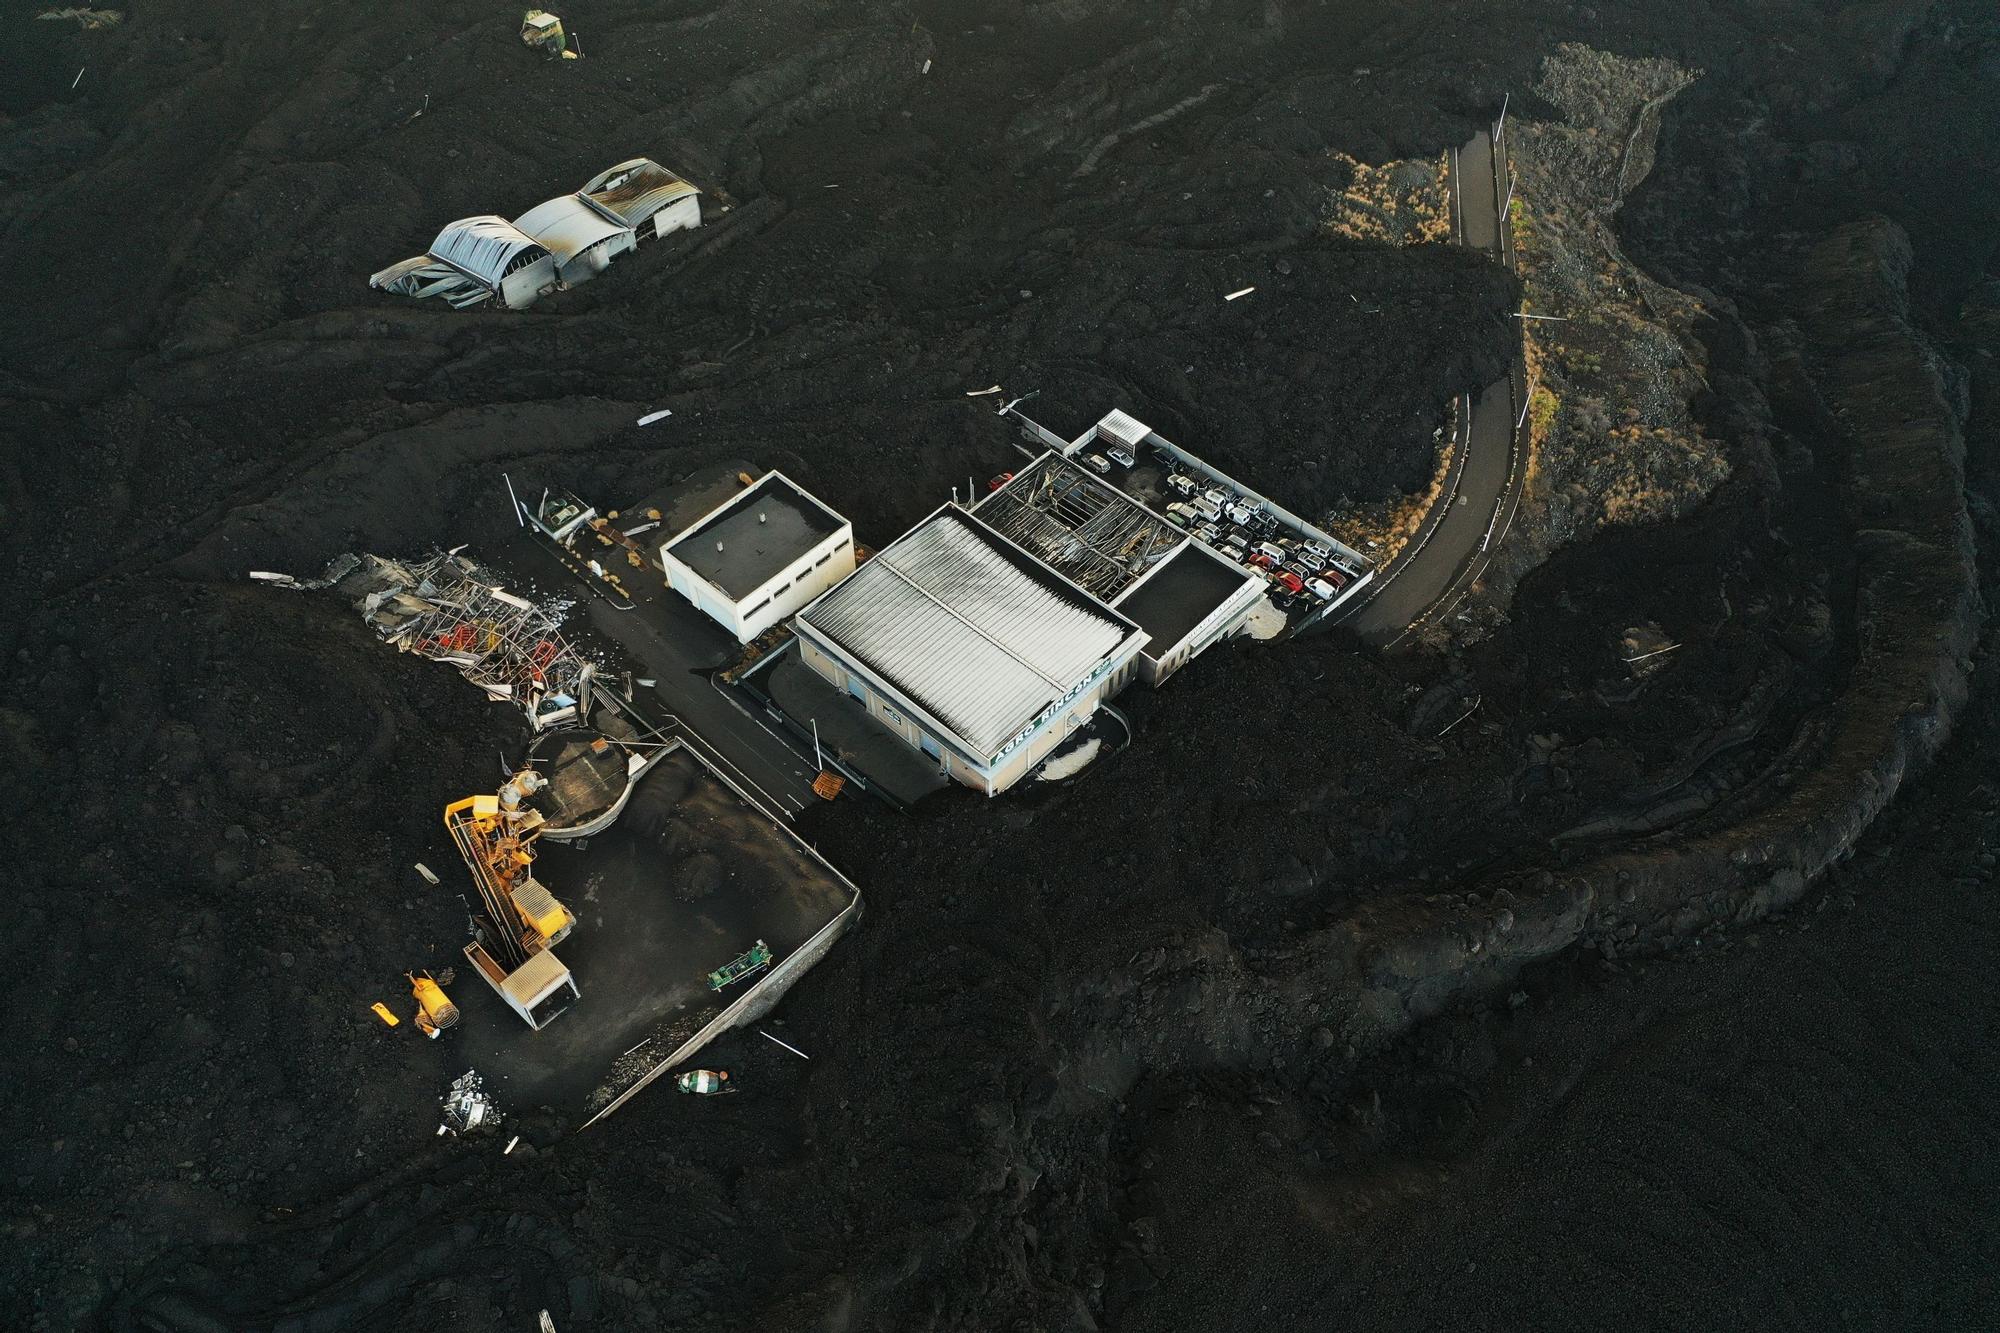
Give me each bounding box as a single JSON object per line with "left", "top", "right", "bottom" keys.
{"left": 520, "top": 9, "right": 578, "bottom": 59}
{"left": 504, "top": 1135, "right": 521, "bottom": 1155}
{"left": 370, "top": 1002, "right": 401, "bottom": 1027}
{"left": 540, "top": 1310, "right": 558, "bottom": 1333}
{"left": 347, "top": 551, "right": 596, "bottom": 731}
{"left": 440, "top": 1071, "right": 501, "bottom": 1135}
{"left": 812, "top": 770, "right": 845, "bottom": 801}
{"left": 636, "top": 408, "right": 673, "bottom": 425}
{"left": 37, "top": 8, "right": 121, "bottom": 29}
{"left": 248, "top": 570, "right": 300, "bottom": 586}
{"left": 675, "top": 1069, "right": 731, "bottom": 1095}
{"left": 759, "top": 1029, "right": 811, "bottom": 1060}
{"left": 707, "top": 939, "right": 772, "bottom": 991}
{"left": 70, "top": 67, "right": 84, "bottom": 90}
{"left": 922, "top": 58, "right": 932, "bottom": 74}
{"left": 414, "top": 862, "right": 440, "bottom": 885}
{"left": 964, "top": 385, "right": 1002, "bottom": 397}
{"left": 1224, "top": 286, "right": 1256, "bottom": 301}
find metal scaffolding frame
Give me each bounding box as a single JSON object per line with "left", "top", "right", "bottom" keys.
{"left": 976, "top": 454, "right": 1182, "bottom": 599}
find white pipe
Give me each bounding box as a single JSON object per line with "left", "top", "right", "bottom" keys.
{"left": 759, "top": 1029, "right": 811, "bottom": 1060}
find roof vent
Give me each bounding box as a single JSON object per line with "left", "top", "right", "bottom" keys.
{"left": 715, "top": 541, "right": 724, "bottom": 552}
{"left": 758, "top": 511, "right": 768, "bottom": 524}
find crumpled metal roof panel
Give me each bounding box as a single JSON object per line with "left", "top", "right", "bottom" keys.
{"left": 428, "top": 216, "right": 548, "bottom": 287}
{"left": 800, "top": 508, "right": 1138, "bottom": 758}
{"left": 513, "top": 195, "right": 633, "bottom": 262}
{"left": 580, "top": 157, "right": 702, "bottom": 228}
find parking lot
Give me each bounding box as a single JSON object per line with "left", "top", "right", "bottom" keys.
{"left": 1064, "top": 418, "right": 1376, "bottom": 627}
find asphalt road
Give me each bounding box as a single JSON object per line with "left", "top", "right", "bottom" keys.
{"left": 1338, "top": 120, "right": 1524, "bottom": 648}
{"left": 509, "top": 528, "right": 819, "bottom": 819}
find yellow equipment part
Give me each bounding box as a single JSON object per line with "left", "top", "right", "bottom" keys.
{"left": 408, "top": 971, "right": 461, "bottom": 1039}
{"left": 370, "top": 1002, "right": 401, "bottom": 1027}
{"left": 511, "top": 878, "right": 576, "bottom": 946}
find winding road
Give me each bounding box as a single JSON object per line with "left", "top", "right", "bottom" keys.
{"left": 1336, "top": 114, "right": 1529, "bottom": 648}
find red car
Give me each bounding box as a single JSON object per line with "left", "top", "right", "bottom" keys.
{"left": 1271, "top": 570, "right": 1305, "bottom": 595}
{"left": 987, "top": 472, "right": 1014, "bottom": 492}
{"left": 1247, "top": 552, "right": 1276, "bottom": 570}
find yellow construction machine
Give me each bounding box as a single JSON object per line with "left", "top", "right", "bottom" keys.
{"left": 444, "top": 769, "right": 581, "bottom": 1030}
{"left": 407, "top": 970, "right": 461, "bottom": 1039}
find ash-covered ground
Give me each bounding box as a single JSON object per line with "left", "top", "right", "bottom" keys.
{"left": 4, "top": 1, "right": 1999, "bottom": 1329}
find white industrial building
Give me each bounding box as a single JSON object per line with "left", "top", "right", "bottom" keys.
{"left": 794, "top": 505, "right": 1150, "bottom": 796}
{"left": 659, "top": 472, "right": 854, "bottom": 644}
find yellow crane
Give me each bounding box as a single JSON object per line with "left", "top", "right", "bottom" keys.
{"left": 444, "top": 769, "right": 580, "bottom": 1029}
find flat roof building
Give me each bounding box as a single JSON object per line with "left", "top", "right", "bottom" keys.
{"left": 659, "top": 472, "right": 854, "bottom": 644}
{"left": 794, "top": 505, "right": 1149, "bottom": 796}
{"left": 1109, "top": 541, "right": 1264, "bottom": 685}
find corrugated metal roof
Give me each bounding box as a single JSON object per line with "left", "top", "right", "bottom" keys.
{"left": 580, "top": 158, "right": 701, "bottom": 228}
{"left": 800, "top": 508, "right": 1141, "bottom": 758}
{"left": 429, "top": 216, "right": 548, "bottom": 287}
{"left": 1096, "top": 409, "right": 1152, "bottom": 450}
{"left": 513, "top": 195, "right": 632, "bottom": 263}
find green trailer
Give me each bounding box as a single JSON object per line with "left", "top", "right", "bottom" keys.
{"left": 706, "top": 939, "right": 772, "bottom": 991}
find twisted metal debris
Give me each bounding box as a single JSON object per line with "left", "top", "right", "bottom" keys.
{"left": 347, "top": 552, "right": 595, "bottom": 729}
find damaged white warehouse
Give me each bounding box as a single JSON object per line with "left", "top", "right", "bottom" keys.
{"left": 369, "top": 158, "right": 703, "bottom": 311}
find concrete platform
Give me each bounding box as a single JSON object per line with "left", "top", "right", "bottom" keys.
{"left": 443, "top": 742, "right": 858, "bottom": 1121}
{"left": 758, "top": 642, "right": 949, "bottom": 806}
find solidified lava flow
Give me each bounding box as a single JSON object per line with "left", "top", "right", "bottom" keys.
{"left": 4, "top": 1, "right": 1999, "bottom": 1329}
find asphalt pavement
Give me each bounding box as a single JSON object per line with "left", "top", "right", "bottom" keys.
{"left": 1337, "top": 118, "right": 1526, "bottom": 648}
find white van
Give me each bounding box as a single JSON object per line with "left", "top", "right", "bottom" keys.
{"left": 1190, "top": 494, "right": 1224, "bottom": 522}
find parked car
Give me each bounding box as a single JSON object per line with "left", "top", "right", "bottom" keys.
{"left": 986, "top": 471, "right": 1014, "bottom": 492}
{"left": 1106, "top": 445, "right": 1137, "bottom": 469}
{"left": 1227, "top": 525, "right": 1252, "bottom": 548}
{"left": 1271, "top": 570, "right": 1305, "bottom": 595}
{"left": 1084, "top": 453, "right": 1112, "bottom": 474}
{"left": 1166, "top": 473, "right": 1197, "bottom": 497}
{"left": 1202, "top": 487, "right": 1229, "bottom": 510}
{"left": 1163, "top": 502, "right": 1193, "bottom": 528}
{"left": 1306, "top": 577, "right": 1338, "bottom": 601}
{"left": 1254, "top": 540, "right": 1287, "bottom": 564}
{"left": 1218, "top": 543, "right": 1246, "bottom": 563}
{"left": 1318, "top": 566, "right": 1349, "bottom": 590}
{"left": 1246, "top": 552, "right": 1276, "bottom": 570}
{"left": 1194, "top": 522, "right": 1222, "bottom": 544}
{"left": 1227, "top": 500, "right": 1258, "bottom": 526}
{"left": 1300, "top": 542, "right": 1332, "bottom": 565}
{"left": 1190, "top": 495, "right": 1224, "bottom": 522}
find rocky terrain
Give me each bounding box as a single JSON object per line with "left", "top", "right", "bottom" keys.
{"left": 3, "top": 0, "right": 1998, "bottom": 1329}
